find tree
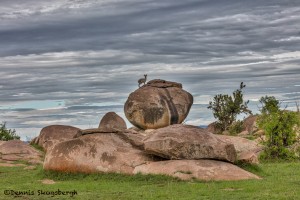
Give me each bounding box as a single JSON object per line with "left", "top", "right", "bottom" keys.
{"left": 257, "top": 96, "right": 300, "bottom": 160}
{"left": 0, "top": 122, "right": 20, "bottom": 141}
{"left": 259, "top": 95, "right": 280, "bottom": 114}
{"left": 208, "top": 82, "right": 252, "bottom": 133}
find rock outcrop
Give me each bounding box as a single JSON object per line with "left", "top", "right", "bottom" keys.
{"left": 40, "top": 79, "right": 263, "bottom": 181}
{"left": 99, "top": 112, "right": 127, "bottom": 131}
{"left": 124, "top": 79, "right": 193, "bottom": 130}
{"left": 36, "top": 125, "right": 80, "bottom": 152}
{"left": 43, "top": 133, "right": 153, "bottom": 174}
{"left": 216, "top": 135, "right": 264, "bottom": 164}
{"left": 0, "top": 140, "right": 43, "bottom": 164}
{"left": 143, "top": 124, "right": 237, "bottom": 163}
{"left": 42, "top": 124, "right": 263, "bottom": 180}
{"left": 134, "top": 160, "right": 260, "bottom": 181}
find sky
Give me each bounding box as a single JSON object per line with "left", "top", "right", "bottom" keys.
{"left": 0, "top": 0, "right": 300, "bottom": 140}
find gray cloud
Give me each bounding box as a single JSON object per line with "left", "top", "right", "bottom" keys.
{"left": 0, "top": 0, "right": 300, "bottom": 140}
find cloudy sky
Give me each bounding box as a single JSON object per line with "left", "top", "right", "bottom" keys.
{"left": 0, "top": 0, "right": 300, "bottom": 140}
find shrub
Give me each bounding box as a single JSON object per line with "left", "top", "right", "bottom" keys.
{"left": 259, "top": 95, "right": 280, "bottom": 114}
{"left": 208, "top": 82, "right": 252, "bottom": 133}
{"left": 228, "top": 120, "right": 244, "bottom": 135}
{"left": 257, "top": 96, "right": 300, "bottom": 160}
{"left": 0, "top": 122, "right": 20, "bottom": 141}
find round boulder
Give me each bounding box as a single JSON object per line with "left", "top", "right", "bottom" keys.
{"left": 124, "top": 79, "right": 193, "bottom": 130}
{"left": 37, "top": 125, "right": 80, "bottom": 152}
{"left": 99, "top": 112, "right": 127, "bottom": 131}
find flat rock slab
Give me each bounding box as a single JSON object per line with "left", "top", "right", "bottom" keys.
{"left": 44, "top": 133, "right": 153, "bottom": 174}
{"left": 134, "top": 160, "right": 260, "bottom": 181}
{"left": 143, "top": 124, "right": 237, "bottom": 163}
{"left": 0, "top": 140, "right": 43, "bottom": 164}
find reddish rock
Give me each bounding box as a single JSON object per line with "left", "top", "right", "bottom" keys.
{"left": 74, "top": 128, "right": 146, "bottom": 149}
{"left": 0, "top": 140, "right": 43, "bottom": 164}
{"left": 99, "top": 112, "right": 127, "bottom": 131}
{"left": 124, "top": 79, "right": 193, "bottom": 130}
{"left": 43, "top": 133, "right": 153, "bottom": 174}
{"left": 216, "top": 135, "right": 263, "bottom": 164}
{"left": 143, "top": 124, "right": 237, "bottom": 163}
{"left": 37, "top": 125, "right": 80, "bottom": 152}
{"left": 134, "top": 160, "right": 260, "bottom": 181}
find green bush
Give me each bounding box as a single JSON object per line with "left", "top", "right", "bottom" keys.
{"left": 259, "top": 95, "right": 280, "bottom": 114}
{"left": 208, "top": 82, "right": 252, "bottom": 133}
{"left": 0, "top": 122, "right": 20, "bottom": 141}
{"left": 257, "top": 96, "right": 300, "bottom": 160}
{"left": 228, "top": 120, "right": 244, "bottom": 135}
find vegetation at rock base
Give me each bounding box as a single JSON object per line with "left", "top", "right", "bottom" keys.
{"left": 228, "top": 120, "right": 244, "bottom": 135}
{"left": 0, "top": 122, "right": 20, "bottom": 141}
{"left": 208, "top": 82, "right": 252, "bottom": 134}
{"left": 1, "top": 162, "right": 300, "bottom": 200}
{"left": 257, "top": 96, "right": 300, "bottom": 160}
{"left": 30, "top": 143, "right": 45, "bottom": 153}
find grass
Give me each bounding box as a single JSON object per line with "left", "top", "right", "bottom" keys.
{"left": 0, "top": 162, "right": 300, "bottom": 200}
{"left": 30, "top": 143, "right": 45, "bottom": 153}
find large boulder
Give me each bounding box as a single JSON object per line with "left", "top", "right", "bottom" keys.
{"left": 134, "top": 160, "right": 260, "bottom": 181}
{"left": 36, "top": 125, "right": 80, "bottom": 152}
{"left": 99, "top": 112, "right": 127, "bottom": 131}
{"left": 216, "top": 135, "right": 264, "bottom": 164}
{"left": 143, "top": 124, "right": 237, "bottom": 163}
{"left": 0, "top": 140, "right": 43, "bottom": 164}
{"left": 43, "top": 132, "right": 154, "bottom": 174}
{"left": 124, "top": 79, "right": 193, "bottom": 130}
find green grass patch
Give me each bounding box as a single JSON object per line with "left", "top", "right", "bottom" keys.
{"left": 1, "top": 162, "right": 300, "bottom": 199}
{"left": 30, "top": 143, "right": 45, "bottom": 153}
{"left": 235, "top": 161, "right": 265, "bottom": 176}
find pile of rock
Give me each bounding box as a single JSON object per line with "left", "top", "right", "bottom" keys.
{"left": 41, "top": 123, "right": 260, "bottom": 181}
{"left": 32, "top": 79, "right": 262, "bottom": 181}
